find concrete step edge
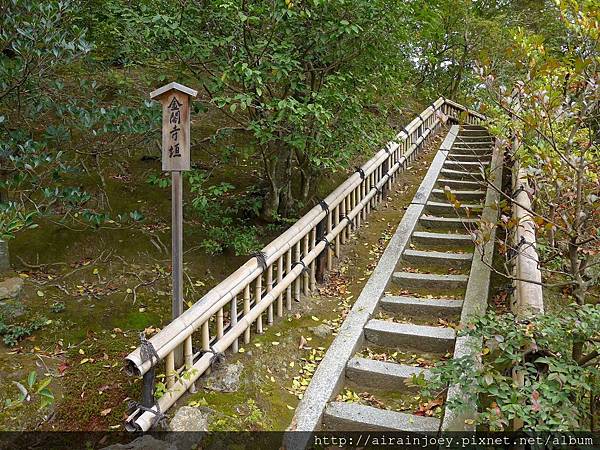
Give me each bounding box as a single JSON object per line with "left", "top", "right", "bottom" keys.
{"left": 323, "top": 401, "right": 441, "bottom": 432}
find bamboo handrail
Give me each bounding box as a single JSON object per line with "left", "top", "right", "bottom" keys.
{"left": 123, "top": 98, "right": 484, "bottom": 431}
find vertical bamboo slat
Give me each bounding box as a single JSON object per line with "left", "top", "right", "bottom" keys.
{"left": 286, "top": 248, "right": 292, "bottom": 310}
{"left": 326, "top": 212, "right": 333, "bottom": 270}
{"left": 310, "top": 228, "right": 317, "bottom": 291}
{"left": 230, "top": 296, "right": 238, "bottom": 352}
{"left": 244, "top": 284, "right": 251, "bottom": 344}
{"left": 303, "top": 235, "right": 309, "bottom": 295}
{"left": 294, "top": 241, "right": 301, "bottom": 302}
{"left": 255, "top": 275, "right": 263, "bottom": 334}
{"left": 277, "top": 257, "right": 284, "bottom": 317}
{"left": 184, "top": 336, "right": 196, "bottom": 393}
{"left": 166, "top": 351, "right": 175, "bottom": 388}
{"left": 216, "top": 308, "right": 224, "bottom": 339}
{"left": 267, "top": 265, "right": 274, "bottom": 325}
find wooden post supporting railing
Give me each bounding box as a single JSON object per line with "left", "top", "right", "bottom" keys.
{"left": 123, "top": 98, "right": 484, "bottom": 431}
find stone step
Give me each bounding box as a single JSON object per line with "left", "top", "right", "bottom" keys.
{"left": 401, "top": 249, "right": 473, "bottom": 270}
{"left": 323, "top": 401, "right": 441, "bottom": 432}
{"left": 459, "top": 130, "right": 490, "bottom": 137}
{"left": 411, "top": 230, "right": 473, "bottom": 248}
{"left": 440, "top": 168, "right": 484, "bottom": 181}
{"left": 436, "top": 178, "right": 483, "bottom": 190}
{"left": 425, "top": 201, "right": 483, "bottom": 217}
{"left": 431, "top": 188, "right": 485, "bottom": 202}
{"left": 392, "top": 271, "right": 468, "bottom": 291}
{"left": 418, "top": 214, "right": 478, "bottom": 231}
{"left": 346, "top": 357, "right": 431, "bottom": 390}
{"left": 380, "top": 295, "right": 464, "bottom": 317}
{"left": 455, "top": 136, "right": 494, "bottom": 143}
{"left": 444, "top": 160, "right": 489, "bottom": 170}
{"left": 450, "top": 149, "right": 493, "bottom": 156}
{"left": 447, "top": 154, "right": 491, "bottom": 164}
{"left": 364, "top": 319, "right": 455, "bottom": 353}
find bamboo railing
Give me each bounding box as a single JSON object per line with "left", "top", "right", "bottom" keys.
{"left": 124, "top": 98, "right": 485, "bottom": 431}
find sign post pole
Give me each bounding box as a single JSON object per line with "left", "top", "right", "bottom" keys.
{"left": 150, "top": 82, "right": 197, "bottom": 367}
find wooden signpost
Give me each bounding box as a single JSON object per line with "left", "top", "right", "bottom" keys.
{"left": 150, "top": 82, "right": 197, "bottom": 366}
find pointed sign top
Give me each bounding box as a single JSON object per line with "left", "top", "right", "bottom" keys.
{"left": 150, "top": 82, "right": 198, "bottom": 100}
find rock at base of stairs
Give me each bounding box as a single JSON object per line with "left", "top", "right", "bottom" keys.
{"left": 0, "top": 277, "right": 25, "bottom": 319}
{"left": 169, "top": 405, "right": 212, "bottom": 431}
{"left": 0, "top": 277, "right": 23, "bottom": 300}
{"left": 199, "top": 361, "right": 243, "bottom": 392}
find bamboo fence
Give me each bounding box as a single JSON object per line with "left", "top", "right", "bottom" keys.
{"left": 124, "top": 97, "right": 485, "bottom": 431}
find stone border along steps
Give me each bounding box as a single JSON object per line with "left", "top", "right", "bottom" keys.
{"left": 287, "top": 124, "right": 502, "bottom": 447}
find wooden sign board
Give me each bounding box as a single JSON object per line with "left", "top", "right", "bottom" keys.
{"left": 150, "top": 82, "right": 198, "bottom": 172}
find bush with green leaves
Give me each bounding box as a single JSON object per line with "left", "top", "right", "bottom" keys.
{"left": 420, "top": 306, "right": 600, "bottom": 431}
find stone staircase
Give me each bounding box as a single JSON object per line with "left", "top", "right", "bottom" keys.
{"left": 290, "top": 125, "right": 498, "bottom": 441}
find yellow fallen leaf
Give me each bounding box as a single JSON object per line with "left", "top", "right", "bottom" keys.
{"left": 79, "top": 349, "right": 85, "bottom": 355}
{"left": 80, "top": 358, "right": 90, "bottom": 364}
{"left": 37, "top": 290, "right": 44, "bottom": 297}
{"left": 100, "top": 408, "right": 111, "bottom": 416}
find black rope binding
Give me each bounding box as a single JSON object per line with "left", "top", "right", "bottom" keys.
{"left": 250, "top": 251, "right": 268, "bottom": 271}
{"left": 355, "top": 167, "right": 366, "bottom": 179}
{"left": 139, "top": 331, "right": 160, "bottom": 366}
{"left": 130, "top": 332, "right": 167, "bottom": 429}
{"left": 418, "top": 113, "right": 425, "bottom": 123}
{"left": 318, "top": 236, "right": 335, "bottom": 249}
{"left": 318, "top": 199, "right": 330, "bottom": 215}
{"left": 402, "top": 126, "right": 410, "bottom": 137}
{"left": 292, "top": 260, "right": 309, "bottom": 274}
{"left": 342, "top": 215, "right": 356, "bottom": 229}
{"left": 127, "top": 400, "right": 167, "bottom": 429}
{"left": 199, "top": 344, "right": 225, "bottom": 369}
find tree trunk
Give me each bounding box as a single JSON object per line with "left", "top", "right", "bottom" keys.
{"left": 260, "top": 144, "right": 293, "bottom": 221}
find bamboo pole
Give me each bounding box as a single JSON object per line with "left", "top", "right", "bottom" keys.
{"left": 310, "top": 228, "right": 316, "bottom": 291}
{"left": 166, "top": 351, "right": 175, "bottom": 389}
{"left": 303, "top": 234, "right": 309, "bottom": 295}
{"left": 286, "top": 248, "right": 292, "bottom": 310}
{"left": 277, "top": 257, "right": 283, "bottom": 317}
{"left": 230, "top": 296, "right": 238, "bottom": 352}
{"left": 294, "top": 241, "right": 301, "bottom": 302}
{"left": 255, "top": 275, "right": 263, "bottom": 334}
{"left": 267, "top": 265, "right": 274, "bottom": 325}
{"left": 334, "top": 205, "right": 340, "bottom": 258}
{"left": 184, "top": 336, "right": 195, "bottom": 393}
{"left": 243, "top": 284, "right": 250, "bottom": 344}
{"left": 216, "top": 308, "right": 224, "bottom": 339}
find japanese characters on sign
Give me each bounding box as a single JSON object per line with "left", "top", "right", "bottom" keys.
{"left": 149, "top": 82, "right": 197, "bottom": 172}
